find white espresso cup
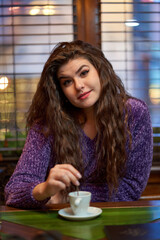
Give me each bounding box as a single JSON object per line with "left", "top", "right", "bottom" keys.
{"left": 69, "top": 191, "right": 91, "bottom": 216}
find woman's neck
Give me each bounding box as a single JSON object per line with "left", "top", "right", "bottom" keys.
{"left": 81, "top": 108, "right": 97, "bottom": 140}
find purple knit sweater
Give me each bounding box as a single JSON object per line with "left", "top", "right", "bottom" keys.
{"left": 5, "top": 98, "right": 153, "bottom": 209}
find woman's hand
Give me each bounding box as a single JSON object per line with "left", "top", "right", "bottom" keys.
{"left": 32, "top": 164, "right": 82, "bottom": 201}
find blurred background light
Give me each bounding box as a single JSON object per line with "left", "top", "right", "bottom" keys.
{"left": 29, "top": 5, "right": 55, "bottom": 15}
{"left": 0, "top": 76, "right": 9, "bottom": 90}
{"left": 9, "top": 6, "right": 20, "bottom": 13}
{"left": 149, "top": 87, "right": 160, "bottom": 104}
{"left": 42, "top": 5, "right": 55, "bottom": 15}
{"left": 29, "top": 6, "right": 40, "bottom": 15}
{"left": 125, "top": 19, "right": 140, "bottom": 27}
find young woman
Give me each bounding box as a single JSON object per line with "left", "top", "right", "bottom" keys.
{"left": 5, "top": 40, "right": 153, "bottom": 209}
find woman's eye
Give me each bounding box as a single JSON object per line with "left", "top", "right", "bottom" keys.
{"left": 80, "top": 70, "right": 89, "bottom": 77}
{"left": 63, "top": 79, "right": 72, "bottom": 86}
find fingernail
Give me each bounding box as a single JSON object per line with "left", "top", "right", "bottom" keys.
{"left": 77, "top": 173, "right": 82, "bottom": 178}
{"left": 76, "top": 181, "right": 80, "bottom": 186}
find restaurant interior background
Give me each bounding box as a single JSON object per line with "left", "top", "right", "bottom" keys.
{"left": 0, "top": 0, "right": 160, "bottom": 203}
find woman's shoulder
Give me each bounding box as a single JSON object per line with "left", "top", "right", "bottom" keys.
{"left": 28, "top": 122, "right": 49, "bottom": 135}
{"left": 23, "top": 123, "right": 53, "bottom": 151}
{"left": 126, "top": 97, "right": 151, "bottom": 127}
{"left": 27, "top": 123, "right": 52, "bottom": 143}
{"left": 126, "top": 97, "right": 148, "bottom": 110}
{"left": 126, "top": 97, "right": 149, "bottom": 116}
{"left": 27, "top": 123, "right": 44, "bottom": 137}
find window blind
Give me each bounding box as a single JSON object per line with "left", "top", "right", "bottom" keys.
{"left": 100, "top": 0, "right": 160, "bottom": 164}
{"left": 0, "top": 0, "right": 75, "bottom": 160}
{"left": 100, "top": 0, "right": 160, "bottom": 123}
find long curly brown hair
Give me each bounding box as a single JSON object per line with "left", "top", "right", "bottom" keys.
{"left": 27, "top": 40, "right": 131, "bottom": 197}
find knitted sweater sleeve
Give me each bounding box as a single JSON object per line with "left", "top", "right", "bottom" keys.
{"left": 113, "top": 99, "right": 153, "bottom": 201}
{"left": 5, "top": 126, "right": 53, "bottom": 209}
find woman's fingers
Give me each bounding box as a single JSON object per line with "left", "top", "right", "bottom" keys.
{"left": 54, "top": 164, "right": 82, "bottom": 179}
{"left": 59, "top": 164, "right": 82, "bottom": 179}
{"left": 58, "top": 169, "right": 80, "bottom": 187}
{"left": 49, "top": 165, "right": 81, "bottom": 187}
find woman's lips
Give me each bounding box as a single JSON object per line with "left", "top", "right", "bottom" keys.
{"left": 78, "top": 90, "right": 92, "bottom": 100}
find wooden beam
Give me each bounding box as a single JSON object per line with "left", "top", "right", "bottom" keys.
{"left": 76, "top": 0, "right": 100, "bottom": 47}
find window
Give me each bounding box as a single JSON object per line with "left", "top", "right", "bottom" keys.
{"left": 0, "top": 0, "right": 74, "bottom": 160}
{"left": 100, "top": 0, "right": 160, "bottom": 124}
{"left": 100, "top": 0, "right": 160, "bottom": 164}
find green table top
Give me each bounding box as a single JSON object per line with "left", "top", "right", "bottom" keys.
{"left": 1, "top": 206, "right": 160, "bottom": 240}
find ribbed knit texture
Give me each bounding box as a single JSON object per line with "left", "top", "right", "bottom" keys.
{"left": 5, "top": 98, "right": 153, "bottom": 209}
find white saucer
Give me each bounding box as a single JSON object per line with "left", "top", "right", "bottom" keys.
{"left": 58, "top": 207, "right": 102, "bottom": 221}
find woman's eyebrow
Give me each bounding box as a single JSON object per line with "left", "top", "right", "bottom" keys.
{"left": 58, "top": 64, "right": 89, "bottom": 80}
{"left": 75, "top": 64, "right": 88, "bottom": 75}
{"left": 58, "top": 75, "right": 69, "bottom": 81}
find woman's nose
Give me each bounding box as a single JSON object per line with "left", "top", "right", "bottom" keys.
{"left": 74, "top": 78, "right": 84, "bottom": 90}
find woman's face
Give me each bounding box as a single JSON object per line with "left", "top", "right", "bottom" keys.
{"left": 57, "top": 58, "right": 101, "bottom": 112}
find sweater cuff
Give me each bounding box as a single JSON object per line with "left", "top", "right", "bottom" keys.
{"left": 30, "top": 182, "right": 50, "bottom": 208}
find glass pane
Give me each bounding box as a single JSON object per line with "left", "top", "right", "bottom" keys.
{"left": 0, "top": 0, "right": 74, "bottom": 159}
{"left": 101, "top": 0, "right": 160, "bottom": 126}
